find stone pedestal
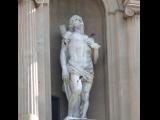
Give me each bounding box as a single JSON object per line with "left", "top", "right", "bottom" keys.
{"left": 64, "top": 116, "right": 96, "bottom": 120}
{"left": 66, "top": 118, "right": 96, "bottom": 120}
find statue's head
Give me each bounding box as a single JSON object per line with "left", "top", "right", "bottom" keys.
{"left": 69, "top": 15, "right": 84, "bottom": 33}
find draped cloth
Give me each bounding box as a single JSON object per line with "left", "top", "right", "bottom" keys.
{"left": 67, "top": 60, "right": 94, "bottom": 83}
{"left": 62, "top": 59, "right": 94, "bottom": 101}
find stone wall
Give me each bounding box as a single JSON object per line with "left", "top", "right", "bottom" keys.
{"left": 18, "top": 0, "right": 140, "bottom": 120}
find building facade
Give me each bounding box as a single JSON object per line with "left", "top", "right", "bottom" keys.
{"left": 18, "top": 0, "right": 140, "bottom": 120}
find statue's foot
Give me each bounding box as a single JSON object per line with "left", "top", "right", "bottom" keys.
{"left": 64, "top": 116, "right": 73, "bottom": 120}
{"left": 82, "top": 117, "right": 87, "bottom": 119}
{"left": 64, "top": 116, "right": 88, "bottom": 120}
{"left": 80, "top": 117, "right": 87, "bottom": 120}
{"left": 81, "top": 115, "right": 87, "bottom": 119}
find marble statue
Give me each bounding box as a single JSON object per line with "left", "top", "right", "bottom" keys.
{"left": 60, "top": 15, "right": 100, "bottom": 120}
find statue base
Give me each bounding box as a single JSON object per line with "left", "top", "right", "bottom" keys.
{"left": 67, "top": 118, "right": 96, "bottom": 120}
{"left": 64, "top": 116, "right": 96, "bottom": 120}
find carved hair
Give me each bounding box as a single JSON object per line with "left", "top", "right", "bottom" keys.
{"left": 69, "top": 15, "right": 84, "bottom": 34}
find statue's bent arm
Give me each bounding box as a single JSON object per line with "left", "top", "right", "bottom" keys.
{"left": 93, "top": 48, "right": 99, "bottom": 64}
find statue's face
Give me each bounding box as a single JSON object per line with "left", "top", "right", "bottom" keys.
{"left": 69, "top": 15, "right": 84, "bottom": 30}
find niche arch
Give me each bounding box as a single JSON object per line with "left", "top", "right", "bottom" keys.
{"left": 50, "top": 0, "right": 109, "bottom": 119}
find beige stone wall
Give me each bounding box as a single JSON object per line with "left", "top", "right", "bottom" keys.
{"left": 18, "top": 0, "right": 140, "bottom": 120}
{"left": 104, "top": 0, "right": 140, "bottom": 120}
{"left": 36, "top": 3, "right": 52, "bottom": 120}
{"left": 106, "top": 12, "right": 130, "bottom": 120}
{"left": 126, "top": 15, "right": 140, "bottom": 120}
{"left": 18, "top": 1, "right": 51, "bottom": 120}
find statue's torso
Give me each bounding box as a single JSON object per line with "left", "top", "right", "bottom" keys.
{"left": 68, "top": 32, "right": 92, "bottom": 67}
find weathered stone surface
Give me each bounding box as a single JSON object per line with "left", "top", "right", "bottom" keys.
{"left": 18, "top": 0, "right": 39, "bottom": 120}
{"left": 36, "top": 4, "right": 52, "bottom": 120}
{"left": 126, "top": 14, "right": 140, "bottom": 120}
{"left": 60, "top": 15, "right": 100, "bottom": 119}
{"left": 18, "top": 0, "right": 140, "bottom": 120}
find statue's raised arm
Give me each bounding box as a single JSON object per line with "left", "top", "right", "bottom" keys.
{"left": 60, "top": 25, "right": 67, "bottom": 37}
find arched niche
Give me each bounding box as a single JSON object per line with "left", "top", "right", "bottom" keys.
{"left": 50, "top": 0, "right": 108, "bottom": 119}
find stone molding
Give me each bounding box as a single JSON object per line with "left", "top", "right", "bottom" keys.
{"left": 18, "top": 114, "right": 39, "bottom": 120}
{"left": 34, "top": 0, "right": 49, "bottom": 7}
{"left": 18, "top": 0, "right": 49, "bottom": 8}
{"left": 123, "top": 0, "right": 140, "bottom": 17}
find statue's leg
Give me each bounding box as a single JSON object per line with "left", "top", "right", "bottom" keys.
{"left": 68, "top": 74, "right": 82, "bottom": 117}
{"left": 80, "top": 81, "right": 93, "bottom": 118}
{"left": 72, "top": 94, "right": 81, "bottom": 117}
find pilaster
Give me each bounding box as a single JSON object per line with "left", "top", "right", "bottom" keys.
{"left": 18, "top": 0, "right": 39, "bottom": 120}
{"left": 123, "top": 1, "right": 140, "bottom": 120}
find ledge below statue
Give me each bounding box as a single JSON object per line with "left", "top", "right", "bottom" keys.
{"left": 66, "top": 118, "right": 96, "bottom": 120}
{"left": 64, "top": 116, "right": 96, "bottom": 120}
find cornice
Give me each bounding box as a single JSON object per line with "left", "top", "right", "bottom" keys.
{"left": 18, "top": 0, "right": 49, "bottom": 8}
